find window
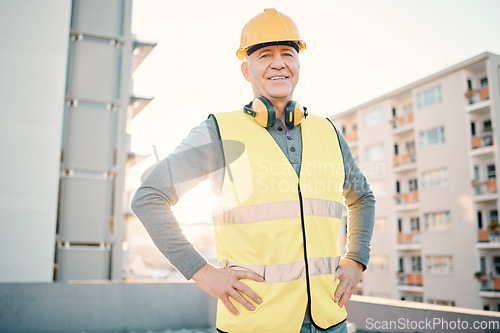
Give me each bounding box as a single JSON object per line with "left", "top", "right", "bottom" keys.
{"left": 493, "top": 257, "right": 500, "bottom": 275}
{"left": 398, "top": 218, "right": 402, "bottom": 232}
{"left": 398, "top": 257, "right": 404, "bottom": 272}
{"left": 342, "top": 125, "right": 346, "bottom": 134}
{"left": 365, "top": 143, "right": 384, "bottom": 162}
{"left": 411, "top": 256, "right": 422, "bottom": 272}
{"left": 417, "top": 85, "right": 442, "bottom": 109}
{"left": 424, "top": 211, "right": 451, "bottom": 231}
{"left": 484, "top": 120, "right": 492, "bottom": 131}
{"left": 411, "top": 296, "right": 424, "bottom": 303}
{"left": 364, "top": 108, "right": 384, "bottom": 127}
{"left": 419, "top": 126, "right": 445, "bottom": 149}
{"left": 427, "top": 255, "right": 453, "bottom": 274}
{"left": 421, "top": 168, "right": 448, "bottom": 190}
{"left": 403, "top": 103, "right": 412, "bottom": 114}
{"left": 480, "top": 76, "right": 488, "bottom": 88}
{"left": 409, "top": 178, "right": 418, "bottom": 191}
{"left": 467, "top": 79, "right": 473, "bottom": 91}
{"left": 480, "top": 257, "right": 486, "bottom": 274}
{"left": 406, "top": 141, "right": 415, "bottom": 154}
{"left": 490, "top": 210, "right": 498, "bottom": 223}
{"left": 428, "top": 299, "right": 455, "bottom": 307}
{"left": 410, "top": 217, "right": 420, "bottom": 232}
{"left": 487, "top": 164, "right": 496, "bottom": 179}
{"left": 474, "top": 165, "right": 480, "bottom": 181}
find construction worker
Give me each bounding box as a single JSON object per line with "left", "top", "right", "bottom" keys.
{"left": 132, "top": 8, "right": 375, "bottom": 333}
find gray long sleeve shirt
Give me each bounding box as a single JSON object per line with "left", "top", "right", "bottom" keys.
{"left": 131, "top": 115, "right": 375, "bottom": 280}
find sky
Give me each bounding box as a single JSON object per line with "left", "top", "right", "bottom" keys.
{"left": 127, "top": 0, "right": 500, "bottom": 227}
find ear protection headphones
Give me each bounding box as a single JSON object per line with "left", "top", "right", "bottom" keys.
{"left": 243, "top": 96, "right": 308, "bottom": 129}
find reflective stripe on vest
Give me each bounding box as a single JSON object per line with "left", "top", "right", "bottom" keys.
{"left": 220, "top": 256, "right": 340, "bottom": 284}
{"left": 213, "top": 198, "right": 344, "bottom": 224}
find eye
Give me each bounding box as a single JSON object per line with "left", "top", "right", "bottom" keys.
{"left": 259, "top": 53, "right": 271, "bottom": 59}
{"left": 283, "top": 52, "right": 294, "bottom": 57}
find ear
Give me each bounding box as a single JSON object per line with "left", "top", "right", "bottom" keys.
{"left": 241, "top": 62, "right": 251, "bottom": 82}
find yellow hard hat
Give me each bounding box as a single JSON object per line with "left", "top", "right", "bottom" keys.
{"left": 236, "top": 8, "right": 306, "bottom": 61}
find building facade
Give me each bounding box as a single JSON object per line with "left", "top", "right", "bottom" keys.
{"left": 0, "top": 0, "right": 155, "bottom": 283}
{"left": 332, "top": 52, "right": 500, "bottom": 311}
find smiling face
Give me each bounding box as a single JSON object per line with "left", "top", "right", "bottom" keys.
{"left": 241, "top": 44, "right": 300, "bottom": 107}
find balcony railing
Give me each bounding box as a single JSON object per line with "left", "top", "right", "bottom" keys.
{"left": 397, "top": 272, "right": 423, "bottom": 286}
{"left": 472, "top": 178, "right": 497, "bottom": 195}
{"left": 478, "top": 228, "right": 500, "bottom": 242}
{"left": 471, "top": 131, "right": 494, "bottom": 149}
{"left": 394, "top": 191, "right": 419, "bottom": 205}
{"left": 394, "top": 153, "right": 416, "bottom": 166}
{"left": 465, "top": 86, "right": 489, "bottom": 104}
{"left": 343, "top": 131, "right": 358, "bottom": 143}
{"left": 476, "top": 274, "right": 500, "bottom": 291}
{"left": 390, "top": 113, "right": 414, "bottom": 129}
{"left": 397, "top": 232, "right": 421, "bottom": 244}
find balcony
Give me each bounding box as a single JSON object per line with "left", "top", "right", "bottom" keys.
{"left": 465, "top": 86, "right": 489, "bottom": 104}
{"left": 343, "top": 131, "right": 358, "bottom": 147}
{"left": 471, "top": 131, "right": 494, "bottom": 150}
{"left": 397, "top": 272, "right": 424, "bottom": 292}
{"left": 477, "top": 223, "right": 500, "bottom": 248}
{"left": 472, "top": 179, "right": 497, "bottom": 202}
{"left": 394, "top": 153, "right": 416, "bottom": 166}
{"left": 476, "top": 274, "right": 500, "bottom": 298}
{"left": 393, "top": 153, "right": 417, "bottom": 173}
{"left": 394, "top": 191, "right": 419, "bottom": 211}
{"left": 390, "top": 113, "right": 414, "bottom": 134}
{"left": 465, "top": 88, "right": 491, "bottom": 114}
{"left": 396, "top": 232, "right": 421, "bottom": 251}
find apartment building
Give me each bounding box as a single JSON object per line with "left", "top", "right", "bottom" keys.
{"left": 332, "top": 52, "right": 500, "bottom": 311}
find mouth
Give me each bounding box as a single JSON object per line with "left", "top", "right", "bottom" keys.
{"left": 268, "top": 76, "right": 288, "bottom": 81}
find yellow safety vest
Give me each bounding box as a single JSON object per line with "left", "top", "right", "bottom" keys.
{"left": 211, "top": 110, "right": 347, "bottom": 333}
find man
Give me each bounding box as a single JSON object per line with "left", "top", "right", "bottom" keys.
{"left": 132, "top": 8, "right": 375, "bottom": 333}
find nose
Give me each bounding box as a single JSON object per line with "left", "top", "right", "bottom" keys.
{"left": 270, "top": 55, "right": 286, "bottom": 69}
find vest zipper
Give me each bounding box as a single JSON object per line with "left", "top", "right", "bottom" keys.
{"left": 298, "top": 184, "right": 346, "bottom": 331}
{"left": 297, "top": 184, "right": 314, "bottom": 322}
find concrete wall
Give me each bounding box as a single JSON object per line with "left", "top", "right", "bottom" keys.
{"left": 0, "top": 282, "right": 217, "bottom": 333}
{"left": 2, "top": 284, "right": 500, "bottom": 333}
{"left": 347, "top": 295, "right": 500, "bottom": 333}
{"left": 0, "top": 1, "right": 72, "bottom": 282}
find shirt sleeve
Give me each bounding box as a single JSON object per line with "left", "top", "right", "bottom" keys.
{"left": 131, "top": 117, "right": 224, "bottom": 280}
{"left": 335, "top": 127, "right": 376, "bottom": 270}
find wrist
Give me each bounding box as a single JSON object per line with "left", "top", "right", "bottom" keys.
{"left": 191, "top": 263, "right": 210, "bottom": 282}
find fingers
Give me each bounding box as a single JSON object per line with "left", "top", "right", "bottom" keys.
{"left": 221, "top": 297, "right": 239, "bottom": 315}
{"left": 334, "top": 277, "right": 347, "bottom": 304}
{"left": 234, "top": 269, "right": 264, "bottom": 282}
{"left": 229, "top": 288, "right": 256, "bottom": 312}
{"left": 220, "top": 269, "right": 264, "bottom": 315}
{"left": 337, "top": 283, "right": 353, "bottom": 307}
{"left": 234, "top": 280, "right": 263, "bottom": 305}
